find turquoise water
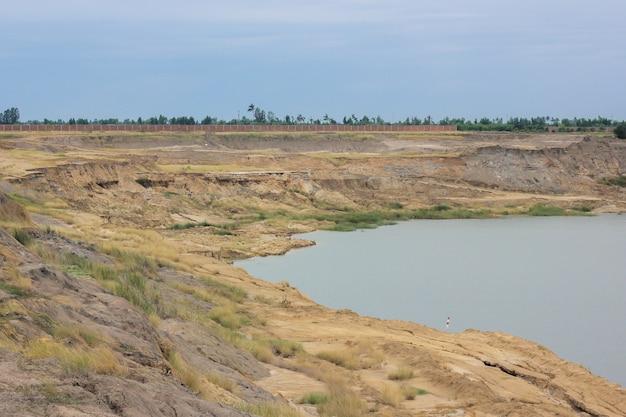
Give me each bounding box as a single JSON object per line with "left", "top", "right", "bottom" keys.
{"left": 235, "top": 215, "right": 626, "bottom": 387}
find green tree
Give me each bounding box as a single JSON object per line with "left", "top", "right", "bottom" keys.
{"left": 253, "top": 107, "right": 266, "bottom": 123}
{"left": 614, "top": 123, "right": 626, "bottom": 139}
{"left": 1, "top": 107, "right": 20, "bottom": 124}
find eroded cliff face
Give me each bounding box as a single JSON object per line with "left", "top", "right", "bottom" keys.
{"left": 1, "top": 131, "right": 625, "bottom": 416}
{"left": 9, "top": 134, "right": 626, "bottom": 225}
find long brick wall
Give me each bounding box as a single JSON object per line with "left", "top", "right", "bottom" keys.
{"left": 0, "top": 124, "right": 456, "bottom": 133}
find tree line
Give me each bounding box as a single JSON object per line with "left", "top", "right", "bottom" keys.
{"left": 2, "top": 105, "right": 625, "bottom": 137}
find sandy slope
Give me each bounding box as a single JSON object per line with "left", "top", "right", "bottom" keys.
{"left": 1, "top": 130, "right": 625, "bottom": 416}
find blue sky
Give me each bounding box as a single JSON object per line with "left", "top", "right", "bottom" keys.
{"left": 2, "top": 1, "right": 625, "bottom": 123}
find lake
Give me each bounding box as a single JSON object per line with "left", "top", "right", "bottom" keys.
{"left": 235, "top": 215, "right": 626, "bottom": 387}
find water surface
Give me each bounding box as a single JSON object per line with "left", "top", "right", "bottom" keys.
{"left": 236, "top": 215, "right": 626, "bottom": 387}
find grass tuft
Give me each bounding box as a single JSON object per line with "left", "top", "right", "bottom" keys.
{"left": 388, "top": 365, "right": 414, "bottom": 380}
{"left": 316, "top": 340, "right": 384, "bottom": 370}
{"left": 208, "top": 303, "right": 249, "bottom": 330}
{"left": 12, "top": 228, "right": 34, "bottom": 246}
{"left": 380, "top": 384, "right": 403, "bottom": 406}
{"left": 400, "top": 385, "right": 428, "bottom": 400}
{"left": 300, "top": 392, "right": 330, "bottom": 405}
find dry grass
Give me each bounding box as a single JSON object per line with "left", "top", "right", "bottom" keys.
{"left": 236, "top": 402, "right": 301, "bottom": 417}
{"left": 1, "top": 264, "right": 33, "bottom": 293}
{"left": 0, "top": 194, "right": 32, "bottom": 224}
{"left": 167, "top": 350, "right": 239, "bottom": 402}
{"left": 0, "top": 330, "right": 19, "bottom": 352}
{"left": 206, "top": 370, "right": 238, "bottom": 393}
{"left": 388, "top": 365, "right": 414, "bottom": 380}
{"left": 316, "top": 340, "right": 385, "bottom": 370}
{"left": 24, "top": 338, "right": 125, "bottom": 376}
{"left": 400, "top": 385, "right": 428, "bottom": 400}
{"left": 208, "top": 303, "right": 249, "bottom": 330}
{"left": 167, "top": 350, "right": 204, "bottom": 393}
{"left": 380, "top": 384, "right": 403, "bottom": 406}
{"left": 317, "top": 375, "right": 367, "bottom": 417}
{"left": 0, "top": 299, "right": 29, "bottom": 317}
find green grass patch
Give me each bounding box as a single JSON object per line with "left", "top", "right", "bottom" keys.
{"left": 170, "top": 221, "right": 211, "bottom": 230}
{"left": 528, "top": 204, "right": 567, "bottom": 216}
{"left": 299, "top": 206, "right": 493, "bottom": 231}
{"left": 299, "top": 209, "right": 402, "bottom": 231}
{"left": 301, "top": 392, "right": 330, "bottom": 405}
{"left": 409, "top": 206, "right": 491, "bottom": 220}
{"left": 527, "top": 204, "right": 592, "bottom": 217}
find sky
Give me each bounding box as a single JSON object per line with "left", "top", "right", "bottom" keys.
{"left": 2, "top": 1, "right": 625, "bottom": 123}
